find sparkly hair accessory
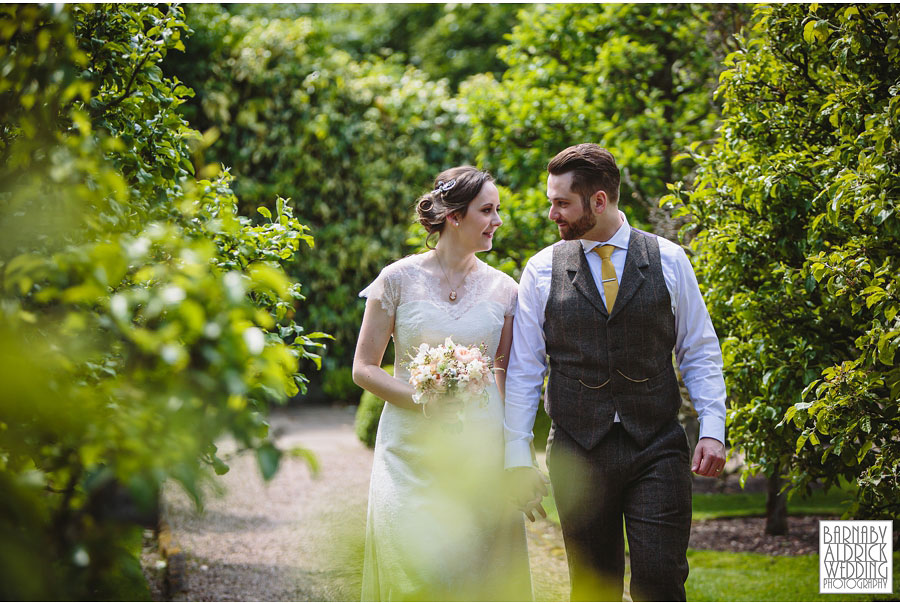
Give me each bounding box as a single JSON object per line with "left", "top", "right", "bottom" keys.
{"left": 433, "top": 179, "right": 457, "bottom": 195}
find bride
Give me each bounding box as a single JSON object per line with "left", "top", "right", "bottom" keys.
{"left": 353, "top": 166, "right": 533, "bottom": 601}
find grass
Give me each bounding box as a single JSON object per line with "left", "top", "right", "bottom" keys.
{"left": 686, "top": 550, "right": 899, "bottom": 602}
{"left": 540, "top": 481, "right": 854, "bottom": 525}
{"left": 692, "top": 486, "right": 853, "bottom": 520}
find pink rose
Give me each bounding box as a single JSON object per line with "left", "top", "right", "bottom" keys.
{"left": 454, "top": 347, "right": 475, "bottom": 364}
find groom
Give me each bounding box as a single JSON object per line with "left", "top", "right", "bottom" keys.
{"left": 504, "top": 144, "right": 727, "bottom": 601}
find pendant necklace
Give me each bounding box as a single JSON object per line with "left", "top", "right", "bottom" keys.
{"left": 435, "top": 252, "right": 473, "bottom": 302}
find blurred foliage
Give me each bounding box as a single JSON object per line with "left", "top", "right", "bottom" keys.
{"left": 0, "top": 4, "right": 323, "bottom": 598}
{"left": 355, "top": 366, "right": 392, "bottom": 449}
{"left": 459, "top": 3, "right": 751, "bottom": 278}
{"left": 162, "top": 5, "right": 471, "bottom": 392}
{"left": 355, "top": 390, "right": 385, "bottom": 449}
{"left": 406, "top": 3, "right": 525, "bottom": 88}
{"left": 666, "top": 4, "right": 900, "bottom": 518}
{"left": 322, "top": 365, "right": 359, "bottom": 403}
{"left": 532, "top": 399, "right": 552, "bottom": 453}
{"left": 225, "top": 3, "right": 523, "bottom": 89}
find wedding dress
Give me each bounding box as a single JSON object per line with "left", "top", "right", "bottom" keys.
{"left": 359, "top": 252, "right": 532, "bottom": 601}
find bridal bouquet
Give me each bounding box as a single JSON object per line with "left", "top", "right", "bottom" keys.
{"left": 406, "top": 337, "right": 495, "bottom": 414}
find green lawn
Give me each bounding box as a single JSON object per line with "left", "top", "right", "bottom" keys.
{"left": 540, "top": 481, "right": 852, "bottom": 525}
{"left": 687, "top": 550, "right": 899, "bottom": 602}
{"left": 692, "top": 486, "right": 853, "bottom": 520}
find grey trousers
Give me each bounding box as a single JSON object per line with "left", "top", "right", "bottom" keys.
{"left": 547, "top": 420, "right": 692, "bottom": 602}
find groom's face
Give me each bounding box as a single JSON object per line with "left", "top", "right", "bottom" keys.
{"left": 547, "top": 172, "right": 596, "bottom": 240}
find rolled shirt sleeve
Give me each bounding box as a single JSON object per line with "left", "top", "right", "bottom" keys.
{"left": 504, "top": 251, "right": 552, "bottom": 468}
{"left": 667, "top": 244, "right": 727, "bottom": 445}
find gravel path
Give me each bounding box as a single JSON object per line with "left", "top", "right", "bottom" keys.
{"left": 145, "top": 405, "right": 570, "bottom": 601}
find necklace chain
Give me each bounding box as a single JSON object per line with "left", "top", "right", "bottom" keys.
{"left": 434, "top": 252, "right": 474, "bottom": 302}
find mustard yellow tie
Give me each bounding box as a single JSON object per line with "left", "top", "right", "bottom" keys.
{"left": 594, "top": 244, "right": 618, "bottom": 312}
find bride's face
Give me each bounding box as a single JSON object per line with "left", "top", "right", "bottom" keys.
{"left": 449, "top": 181, "right": 503, "bottom": 252}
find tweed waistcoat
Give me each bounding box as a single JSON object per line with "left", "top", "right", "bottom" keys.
{"left": 544, "top": 230, "right": 681, "bottom": 450}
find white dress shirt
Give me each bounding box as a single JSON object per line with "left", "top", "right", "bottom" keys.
{"left": 504, "top": 212, "right": 727, "bottom": 468}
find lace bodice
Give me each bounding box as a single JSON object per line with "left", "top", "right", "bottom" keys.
{"left": 359, "top": 252, "right": 518, "bottom": 381}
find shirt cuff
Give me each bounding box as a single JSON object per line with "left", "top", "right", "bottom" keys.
{"left": 505, "top": 440, "right": 534, "bottom": 469}
{"left": 698, "top": 415, "right": 726, "bottom": 446}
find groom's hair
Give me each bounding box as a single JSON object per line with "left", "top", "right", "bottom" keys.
{"left": 548, "top": 144, "right": 620, "bottom": 208}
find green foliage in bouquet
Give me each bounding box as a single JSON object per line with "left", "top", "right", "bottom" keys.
{"left": 355, "top": 366, "right": 392, "bottom": 449}
{"left": 0, "top": 4, "right": 324, "bottom": 598}
{"left": 667, "top": 4, "right": 900, "bottom": 518}
{"left": 162, "top": 6, "right": 471, "bottom": 388}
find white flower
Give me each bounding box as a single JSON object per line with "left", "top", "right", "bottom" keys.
{"left": 110, "top": 294, "right": 128, "bottom": 321}
{"left": 243, "top": 327, "right": 265, "bottom": 355}
{"left": 161, "top": 285, "right": 186, "bottom": 305}
{"left": 467, "top": 359, "right": 485, "bottom": 379}
{"left": 127, "top": 236, "right": 150, "bottom": 259}
{"left": 224, "top": 271, "right": 245, "bottom": 302}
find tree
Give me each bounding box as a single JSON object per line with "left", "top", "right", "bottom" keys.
{"left": 236, "top": 4, "right": 522, "bottom": 89}
{"left": 667, "top": 3, "right": 900, "bottom": 520}
{"left": 162, "top": 6, "right": 471, "bottom": 394}
{"left": 1, "top": 5, "right": 321, "bottom": 597}
{"left": 408, "top": 3, "right": 525, "bottom": 88}
{"left": 461, "top": 3, "right": 750, "bottom": 279}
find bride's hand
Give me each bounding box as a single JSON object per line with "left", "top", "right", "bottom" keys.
{"left": 507, "top": 466, "right": 549, "bottom": 521}
{"left": 521, "top": 499, "right": 547, "bottom": 522}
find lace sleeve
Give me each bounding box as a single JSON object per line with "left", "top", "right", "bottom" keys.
{"left": 503, "top": 274, "right": 519, "bottom": 317}
{"left": 359, "top": 263, "right": 401, "bottom": 318}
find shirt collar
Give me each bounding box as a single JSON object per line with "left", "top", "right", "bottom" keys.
{"left": 580, "top": 210, "right": 631, "bottom": 254}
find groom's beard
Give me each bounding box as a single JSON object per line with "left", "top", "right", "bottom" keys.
{"left": 557, "top": 208, "right": 596, "bottom": 240}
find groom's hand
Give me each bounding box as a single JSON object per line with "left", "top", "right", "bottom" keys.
{"left": 507, "top": 467, "right": 549, "bottom": 522}
{"left": 692, "top": 437, "right": 727, "bottom": 477}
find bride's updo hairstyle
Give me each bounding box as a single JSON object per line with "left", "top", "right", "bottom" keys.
{"left": 415, "top": 165, "right": 494, "bottom": 249}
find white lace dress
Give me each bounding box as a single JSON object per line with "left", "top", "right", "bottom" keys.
{"left": 359, "top": 252, "right": 532, "bottom": 601}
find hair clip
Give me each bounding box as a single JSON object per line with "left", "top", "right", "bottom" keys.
{"left": 433, "top": 179, "right": 457, "bottom": 194}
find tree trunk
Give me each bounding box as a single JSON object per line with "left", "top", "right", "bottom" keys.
{"left": 765, "top": 474, "right": 789, "bottom": 535}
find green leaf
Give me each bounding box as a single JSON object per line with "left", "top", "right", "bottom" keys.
{"left": 796, "top": 433, "right": 809, "bottom": 454}
{"left": 784, "top": 405, "right": 798, "bottom": 424}
{"left": 878, "top": 334, "right": 897, "bottom": 366}
{"left": 803, "top": 20, "right": 817, "bottom": 43}
{"left": 857, "top": 440, "right": 873, "bottom": 463}
{"left": 289, "top": 446, "right": 320, "bottom": 476}
{"left": 811, "top": 263, "right": 827, "bottom": 282}
{"left": 212, "top": 455, "right": 230, "bottom": 476}
{"left": 256, "top": 443, "right": 282, "bottom": 481}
